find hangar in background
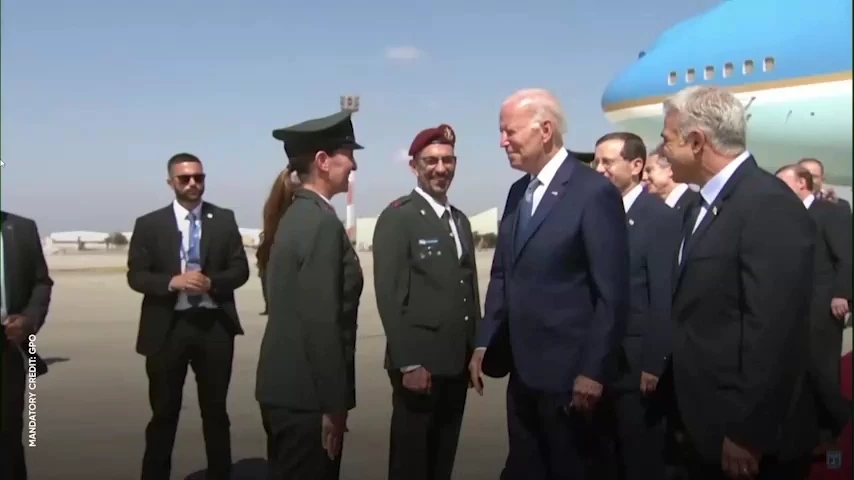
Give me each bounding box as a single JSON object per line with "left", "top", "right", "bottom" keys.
{"left": 353, "top": 207, "right": 499, "bottom": 251}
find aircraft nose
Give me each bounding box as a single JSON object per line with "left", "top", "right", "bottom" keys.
{"left": 602, "top": 62, "right": 646, "bottom": 112}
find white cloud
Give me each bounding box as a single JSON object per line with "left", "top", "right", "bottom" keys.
{"left": 385, "top": 46, "right": 423, "bottom": 62}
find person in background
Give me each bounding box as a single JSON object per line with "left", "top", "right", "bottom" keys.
{"left": 660, "top": 85, "right": 818, "bottom": 479}
{"left": 0, "top": 211, "right": 53, "bottom": 480}
{"left": 127, "top": 153, "right": 250, "bottom": 480}
{"left": 775, "top": 164, "right": 851, "bottom": 449}
{"left": 373, "top": 124, "right": 480, "bottom": 480}
{"left": 255, "top": 111, "right": 364, "bottom": 480}
{"left": 594, "top": 131, "right": 681, "bottom": 480}
{"left": 798, "top": 158, "right": 852, "bottom": 213}
{"left": 257, "top": 168, "right": 292, "bottom": 316}
{"left": 643, "top": 148, "right": 699, "bottom": 212}
{"left": 471, "top": 88, "right": 630, "bottom": 479}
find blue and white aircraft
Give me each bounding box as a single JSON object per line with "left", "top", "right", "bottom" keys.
{"left": 600, "top": 0, "right": 852, "bottom": 197}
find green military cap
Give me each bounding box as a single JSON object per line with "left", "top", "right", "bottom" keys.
{"left": 272, "top": 111, "right": 364, "bottom": 159}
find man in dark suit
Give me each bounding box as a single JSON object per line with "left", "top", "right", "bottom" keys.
{"left": 594, "top": 132, "right": 681, "bottom": 480}
{"left": 776, "top": 164, "right": 851, "bottom": 442}
{"left": 661, "top": 85, "right": 819, "bottom": 479}
{"left": 799, "top": 158, "right": 852, "bottom": 213}
{"left": 127, "top": 153, "right": 249, "bottom": 480}
{"left": 643, "top": 149, "right": 699, "bottom": 212}
{"left": 469, "top": 88, "right": 630, "bottom": 480}
{"left": 373, "top": 124, "right": 481, "bottom": 480}
{"left": 0, "top": 212, "right": 53, "bottom": 480}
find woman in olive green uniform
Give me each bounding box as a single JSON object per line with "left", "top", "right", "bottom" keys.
{"left": 255, "top": 111, "right": 364, "bottom": 480}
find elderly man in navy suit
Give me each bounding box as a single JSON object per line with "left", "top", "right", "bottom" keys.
{"left": 469, "top": 88, "right": 631, "bottom": 480}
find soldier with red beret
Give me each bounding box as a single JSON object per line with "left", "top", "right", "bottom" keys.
{"left": 372, "top": 124, "right": 482, "bottom": 480}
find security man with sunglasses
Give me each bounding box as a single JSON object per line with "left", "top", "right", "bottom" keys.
{"left": 127, "top": 153, "right": 249, "bottom": 480}
{"left": 373, "top": 124, "right": 482, "bottom": 480}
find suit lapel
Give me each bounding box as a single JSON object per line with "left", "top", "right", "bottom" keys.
{"left": 1, "top": 214, "right": 18, "bottom": 307}
{"left": 161, "top": 206, "right": 182, "bottom": 275}
{"left": 515, "top": 158, "right": 577, "bottom": 261}
{"left": 200, "top": 202, "right": 213, "bottom": 268}
{"left": 675, "top": 157, "right": 757, "bottom": 289}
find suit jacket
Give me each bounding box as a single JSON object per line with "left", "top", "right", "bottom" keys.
{"left": 1, "top": 212, "right": 52, "bottom": 376}
{"left": 808, "top": 198, "right": 852, "bottom": 304}
{"left": 666, "top": 157, "right": 818, "bottom": 462}
{"left": 613, "top": 192, "right": 680, "bottom": 390}
{"left": 255, "top": 189, "right": 364, "bottom": 413}
{"left": 477, "top": 153, "right": 631, "bottom": 392}
{"left": 673, "top": 187, "right": 699, "bottom": 212}
{"left": 127, "top": 201, "right": 249, "bottom": 356}
{"left": 372, "top": 191, "right": 482, "bottom": 376}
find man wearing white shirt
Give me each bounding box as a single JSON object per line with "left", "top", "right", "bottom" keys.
{"left": 127, "top": 153, "right": 249, "bottom": 480}
{"left": 373, "top": 124, "right": 480, "bottom": 480}
{"left": 660, "top": 85, "right": 818, "bottom": 479}
{"left": 594, "top": 132, "right": 680, "bottom": 480}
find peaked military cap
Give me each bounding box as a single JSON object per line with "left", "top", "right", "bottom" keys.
{"left": 272, "top": 111, "right": 364, "bottom": 158}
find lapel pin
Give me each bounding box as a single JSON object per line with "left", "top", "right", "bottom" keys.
{"left": 550, "top": 191, "right": 558, "bottom": 196}
{"left": 712, "top": 206, "right": 718, "bottom": 216}
{"left": 420, "top": 209, "right": 426, "bottom": 216}
{"left": 206, "top": 212, "right": 213, "bottom": 219}
{"left": 628, "top": 219, "right": 634, "bottom": 226}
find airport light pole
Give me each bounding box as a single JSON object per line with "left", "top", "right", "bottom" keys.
{"left": 340, "top": 95, "right": 360, "bottom": 245}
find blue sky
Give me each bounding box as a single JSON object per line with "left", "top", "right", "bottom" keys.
{"left": 1, "top": 0, "right": 719, "bottom": 233}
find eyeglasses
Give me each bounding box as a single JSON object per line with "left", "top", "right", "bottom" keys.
{"left": 175, "top": 174, "right": 206, "bottom": 184}
{"left": 419, "top": 155, "right": 457, "bottom": 166}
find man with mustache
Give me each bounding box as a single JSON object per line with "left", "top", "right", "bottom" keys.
{"left": 373, "top": 124, "right": 481, "bottom": 480}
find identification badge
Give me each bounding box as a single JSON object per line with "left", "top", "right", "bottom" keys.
{"left": 418, "top": 238, "right": 439, "bottom": 246}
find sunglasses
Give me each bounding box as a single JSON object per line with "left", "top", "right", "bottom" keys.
{"left": 175, "top": 174, "right": 206, "bottom": 184}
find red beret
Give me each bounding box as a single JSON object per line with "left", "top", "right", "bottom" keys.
{"left": 408, "top": 124, "right": 456, "bottom": 157}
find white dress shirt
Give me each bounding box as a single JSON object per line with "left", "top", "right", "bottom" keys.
{"left": 529, "top": 148, "right": 569, "bottom": 214}
{"left": 664, "top": 183, "right": 689, "bottom": 208}
{"left": 622, "top": 183, "right": 644, "bottom": 213}
{"left": 803, "top": 193, "right": 815, "bottom": 209}
{"left": 173, "top": 200, "right": 217, "bottom": 310}
{"left": 678, "top": 151, "right": 751, "bottom": 264}
{"left": 414, "top": 187, "right": 462, "bottom": 259}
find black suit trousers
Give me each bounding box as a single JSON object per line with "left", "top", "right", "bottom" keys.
{"left": 141, "top": 308, "right": 234, "bottom": 480}
{"left": 1, "top": 342, "right": 27, "bottom": 480}
{"left": 387, "top": 370, "right": 468, "bottom": 480}
{"left": 260, "top": 407, "right": 343, "bottom": 480}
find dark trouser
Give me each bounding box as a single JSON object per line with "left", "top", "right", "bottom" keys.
{"left": 676, "top": 439, "right": 811, "bottom": 480}
{"left": 610, "top": 391, "right": 668, "bottom": 480}
{"left": 501, "top": 374, "right": 617, "bottom": 480}
{"left": 260, "top": 406, "right": 343, "bottom": 480}
{"left": 387, "top": 370, "right": 468, "bottom": 480}
{"left": 1, "top": 342, "right": 27, "bottom": 480}
{"left": 141, "top": 308, "right": 234, "bottom": 480}
{"left": 811, "top": 318, "right": 847, "bottom": 442}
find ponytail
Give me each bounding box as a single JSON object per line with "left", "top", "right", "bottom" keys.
{"left": 257, "top": 167, "right": 297, "bottom": 270}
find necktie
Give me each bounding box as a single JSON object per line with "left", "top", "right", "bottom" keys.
{"left": 682, "top": 200, "right": 702, "bottom": 245}
{"left": 440, "top": 209, "right": 454, "bottom": 236}
{"left": 518, "top": 177, "right": 541, "bottom": 233}
{"left": 186, "top": 212, "right": 202, "bottom": 307}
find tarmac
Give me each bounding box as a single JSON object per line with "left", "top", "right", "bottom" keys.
{"left": 26, "top": 251, "right": 852, "bottom": 479}
{"left": 28, "top": 251, "right": 509, "bottom": 480}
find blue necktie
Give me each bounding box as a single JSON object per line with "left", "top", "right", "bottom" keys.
{"left": 517, "top": 177, "right": 541, "bottom": 233}
{"left": 186, "top": 212, "right": 202, "bottom": 307}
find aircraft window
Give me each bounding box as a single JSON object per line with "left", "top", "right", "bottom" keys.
{"left": 743, "top": 60, "right": 754, "bottom": 75}
{"left": 763, "top": 57, "right": 775, "bottom": 72}
{"left": 723, "top": 62, "right": 734, "bottom": 78}
{"left": 685, "top": 68, "right": 696, "bottom": 83}
{"left": 668, "top": 71, "right": 677, "bottom": 85}
{"left": 704, "top": 66, "right": 715, "bottom": 80}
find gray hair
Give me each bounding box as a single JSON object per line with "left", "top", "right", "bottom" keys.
{"left": 647, "top": 143, "right": 671, "bottom": 167}
{"left": 504, "top": 88, "right": 567, "bottom": 138}
{"left": 662, "top": 86, "right": 747, "bottom": 157}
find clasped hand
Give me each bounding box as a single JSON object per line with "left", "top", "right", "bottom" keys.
{"left": 169, "top": 271, "right": 210, "bottom": 293}
{"left": 2, "top": 314, "right": 30, "bottom": 344}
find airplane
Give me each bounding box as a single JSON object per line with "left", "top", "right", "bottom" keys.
{"left": 600, "top": 0, "right": 853, "bottom": 201}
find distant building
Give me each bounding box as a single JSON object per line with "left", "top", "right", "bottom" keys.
{"left": 239, "top": 227, "right": 263, "bottom": 248}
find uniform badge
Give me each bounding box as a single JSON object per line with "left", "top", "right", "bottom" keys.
{"left": 443, "top": 126, "right": 454, "bottom": 142}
